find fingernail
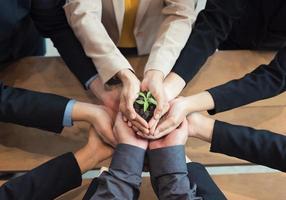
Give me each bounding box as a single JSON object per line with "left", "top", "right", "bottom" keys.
{"left": 138, "top": 131, "right": 142, "bottom": 135}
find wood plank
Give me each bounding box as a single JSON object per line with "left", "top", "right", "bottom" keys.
{"left": 186, "top": 105, "right": 286, "bottom": 165}
{"left": 213, "top": 173, "right": 286, "bottom": 200}
{"left": 1, "top": 104, "right": 284, "bottom": 171}
{"left": 0, "top": 122, "right": 111, "bottom": 172}
{"left": 0, "top": 51, "right": 285, "bottom": 171}
{"left": 57, "top": 173, "right": 286, "bottom": 200}
{"left": 182, "top": 50, "right": 286, "bottom": 107}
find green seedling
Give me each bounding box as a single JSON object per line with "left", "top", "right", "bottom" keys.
{"left": 135, "top": 91, "right": 157, "bottom": 112}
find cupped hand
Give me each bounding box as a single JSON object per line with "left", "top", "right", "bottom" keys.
{"left": 141, "top": 70, "right": 170, "bottom": 133}
{"left": 89, "top": 77, "right": 121, "bottom": 112}
{"left": 151, "top": 96, "right": 190, "bottom": 139}
{"left": 117, "top": 69, "right": 149, "bottom": 133}
{"left": 113, "top": 112, "right": 148, "bottom": 150}
{"left": 149, "top": 118, "right": 188, "bottom": 149}
{"left": 72, "top": 102, "right": 117, "bottom": 147}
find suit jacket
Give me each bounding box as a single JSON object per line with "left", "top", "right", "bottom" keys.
{"left": 0, "top": 0, "right": 45, "bottom": 66}
{"left": 0, "top": 153, "right": 82, "bottom": 200}
{"left": 64, "top": 0, "right": 197, "bottom": 84}
{"left": 211, "top": 120, "right": 286, "bottom": 172}
{"left": 0, "top": 146, "right": 223, "bottom": 200}
{"left": 207, "top": 46, "right": 286, "bottom": 115}
{"left": 187, "top": 162, "right": 226, "bottom": 200}
{"left": 172, "top": 0, "right": 286, "bottom": 83}
{"left": 0, "top": 81, "right": 69, "bottom": 132}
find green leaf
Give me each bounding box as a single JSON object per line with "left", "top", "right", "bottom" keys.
{"left": 148, "top": 97, "right": 157, "bottom": 105}
{"left": 136, "top": 100, "right": 145, "bottom": 105}
{"left": 146, "top": 91, "right": 151, "bottom": 98}
{"left": 144, "top": 101, "right": 149, "bottom": 112}
{"left": 139, "top": 92, "right": 146, "bottom": 99}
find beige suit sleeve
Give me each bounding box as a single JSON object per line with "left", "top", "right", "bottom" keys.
{"left": 144, "top": 0, "right": 197, "bottom": 77}
{"left": 64, "top": 0, "right": 133, "bottom": 84}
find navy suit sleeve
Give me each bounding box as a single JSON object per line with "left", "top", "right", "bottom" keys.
{"left": 208, "top": 47, "right": 286, "bottom": 114}
{"left": 0, "top": 82, "right": 69, "bottom": 132}
{"left": 0, "top": 153, "right": 82, "bottom": 200}
{"left": 187, "top": 162, "right": 226, "bottom": 200}
{"left": 211, "top": 120, "right": 286, "bottom": 172}
{"left": 172, "top": 0, "right": 247, "bottom": 83}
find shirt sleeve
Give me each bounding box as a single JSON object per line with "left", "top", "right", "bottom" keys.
{"left": 148, "top": 145, "right": 200, "bottom": 200}
{"left": 62, "top": 99, "right": 76, "bottom": 127}
{"left": 89, "top": 144, "right": 146, "bottom": 200}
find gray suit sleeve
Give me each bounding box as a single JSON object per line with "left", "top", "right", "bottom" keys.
{"left": 90, "top": 144, "right": 146, "bottom": 200}
{"left": 148, "top": 145, "right": 201, "bottom": 200}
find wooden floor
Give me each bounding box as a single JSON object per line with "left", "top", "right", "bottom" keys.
{"left": 0, "top": 50, "right": 286, "bottom": 199}
{"left": 1, "top": 173, "right": 285, "bottom": 200}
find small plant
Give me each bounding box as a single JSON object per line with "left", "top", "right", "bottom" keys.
{"left": 134, "top": 91, "right": 157, "bottom": 121}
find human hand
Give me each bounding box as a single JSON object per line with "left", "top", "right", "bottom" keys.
{"left": 113, "top": 112, "right": 148, "bottom": 150}
{"left": 141, "top": 70, "right": 170, "bottom": 131}
{"left": 75, "top": 126, "right": 114, "bottom": 173}
{"left": 149, "top": 96, "right": 190, "bottom": 139}
{"left": 89, "top": 77, "right": 121, "bottom": 112}
{"left": 163, "top": 72, "right": 186, "bottom": 101}
{"left": 72, "top": 102, "right": 117, "bottom": 147}
{"left": 117, "top": 69, "right": 149, "bottom": 132}
{"left": 149, "top": 118, "right": 188, "bottom": 149}
{"left": 187, "top": 113, "right": 215, "bottom": 143}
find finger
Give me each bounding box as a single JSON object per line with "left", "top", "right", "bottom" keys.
{"left": 137, "top": 131, "right": 157, "bottom": 139}
{"left": 154, "top": 118, "right": 179, "bottom": 137}
{"left": 132, "top": 126, "right": 139, "bottom": 132}
{"left": 149, "top": 119, "right": 159, "bottom": 135}
{"left": 125, "top": 94, "right": 137, "bottom": 120}
{"left": 148, "top": 117, "right": 158, "bottom": 130}
{"left": 132, "top": 121, "right": 149, "bottom": 134}
{"left": 127, "top": 121, "right": 133, "bottom": 127}
{"left": 140, "top": 79, "right": 148, "bottom": 91}
{"left": 123, "top": 116, "right": 128, "bottom": 122}
{"left": 134, "top": 114, "right": 149, "bottom": 128}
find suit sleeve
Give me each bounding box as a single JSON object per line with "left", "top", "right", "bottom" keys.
{"left": 86, "top": 144, "right": 145, "bottom": 200}
{"left": 148, "top": 145, "right": 200, "bottom": 200}
{"left": 0, "top": 82, "right": 69, "bottom": 132}
{"left": 144, "top": 0, "right": 197, "bottom": 77}
{"left": 172, "top": 0, "right": 247, "bottom": 83}
{"left": 207, "top": 47, "right": 286, "bottom": 114}
{"left": 211, "top": 120, "right": 286, "bottom": 172}
{"left": 0, "top": 153, "right": 82, "bottom": 200}
{"left": 64, "top": 0, "right": 133, "bottom": 84}
{"left": 187, "top": 162, "right": 226, "bottom": 200}
{"left": 30, "top": 0, "right": 98, "bottom": 88}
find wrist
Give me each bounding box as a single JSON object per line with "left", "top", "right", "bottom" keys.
{"left": 144, "top": 69, "right": 164, "bottom": 81}
{"left": 72, "top": 102, "right": 96, "bottom": 123}
{"left": 89, "top": 77, "right": 104, "bottom": 97}
{"left": 74, "top": 145, "right": 99, "bottom": 173}
{"left": 188, "top": 113, "right": 215, "bottom": 143}
{"left": 117, "top": 69, "right": 134, "bottom": 82}
{"left": 164, "top": 72, "right": 186, "bottom": 101}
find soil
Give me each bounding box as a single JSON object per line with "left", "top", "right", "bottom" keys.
{"left": 133, "top": 92, "right": 156, "bottom": 122}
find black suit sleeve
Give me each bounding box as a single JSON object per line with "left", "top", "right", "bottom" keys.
{"left": 0, "top": 153, "right": 82, "bottom": 200}
{"left": 0, "top": 82, "right": 69, "bottom": 132}
{"left": 211, "top": 120, "right": 286, "bottom": 172}
{"left": 207, "top": 47, "right": 286, "bottom": 114}
{"left": 172, "top": 0, "right": 247, "bottom": 83}
{"left": 30, "top": 0, "right": 98, "bottom": 88}
{"left": 187, "top": 162, "right": 226, "bottom": 200}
